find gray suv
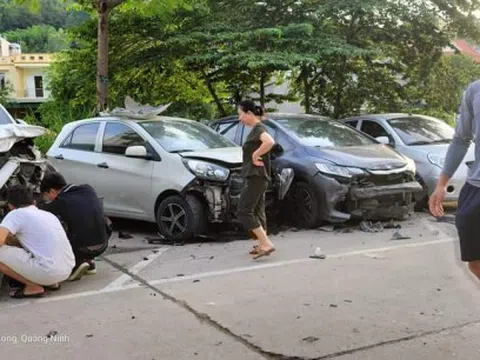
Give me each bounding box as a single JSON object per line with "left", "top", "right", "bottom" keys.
{"left": 47, "top": 115, "right": 292, "bottom": 242}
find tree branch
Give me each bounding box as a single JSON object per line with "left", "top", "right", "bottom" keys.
{"left": 108, "top": 0, "right": 126, "bottom": 10}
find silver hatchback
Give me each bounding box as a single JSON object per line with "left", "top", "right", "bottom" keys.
{"left": 47, "top": 115, "right": 251, "bottom": 242}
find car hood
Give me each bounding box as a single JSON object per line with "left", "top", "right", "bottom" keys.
{"left": 406, "top": 143, "right": 475, "bottom": 161}
{"left": 179, "top": 147, "right": 242, "bottom": 166}
{"left": 305, "top": 144, "right": 407, "bottom": 170}
{"left": 0, "top": 123, "right": 47, "bottom": 152}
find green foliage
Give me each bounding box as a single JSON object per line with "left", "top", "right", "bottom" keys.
{"left": 23, "top": 101, "right": 92, "bottom": 153}
{"left": 1, "top": 0, "right": 89, "bottom": 32}
{"left": 0, "top": 82, "right": 13, "bottom": 105}
{"left": 3, "top": 25, "right": 68, "bottom": 52}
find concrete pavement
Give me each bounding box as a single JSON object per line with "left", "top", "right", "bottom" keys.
{"left": 1, "top": 212, "right": 480, "bottom": 359}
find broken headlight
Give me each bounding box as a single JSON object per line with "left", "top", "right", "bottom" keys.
{"left": 183, "top": 160, "right": 230, "bottom": 181}
{"left": 315, "top": 163, "right": 365, "bottom": 179}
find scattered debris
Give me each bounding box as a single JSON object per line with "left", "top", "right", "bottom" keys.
{"left": 318, "top": 225, "right": 335, "bottom": 232}
{"left": 190, "top": 255, "right": 196, "bottom": 259}
{"left": 177, "top": 274, "right": 185, "bottom": 277}
{"left": 436, "top": 215, "right": 456, "bottom": 225}
{"left": 310, "top": 247, "right": 327, "bottom": 259}
{"left": 146, "top": 237, "right": 164, "bottom": 244}
{"left": 329, "top": 304, "right": 338, "bottom": 308}
{"left": 360, "top": 221, "right": 384, "bottom": 233}
{"left": 131, "top": 316, "right": 136, "bottom": 320}
{"left": 143, "top": 257, "right": 149, "bottom": 261}
{"left": 420, "top": 312, "right": 425, "bottom": 315}
{"left": 119, "top": 231, "right": 133, "bottom": 239}
{"left": 437, "top": 288, "right": 442, "bottom": 292}
{"left": 296, "top": 316, "right": 301, "bottom": 319}
{"left": 207, "top": 302, "right": 216, "bottom": 306}
{"left": 344, "top": 300, "right": 352, "bottom": 303}
{"left": 86, "top": 334, "right": 94, "bottom": 338}
{"left": 384, "top": 220, "right": 402, "bottom": 229}
{"left": 303, "top": 303, "right": 311, "bottom": 307}
{"left": 152, "top": 250, "right": 159, "bottom": 254}
{"left": 46, "top": 331, "right": 58, "bottom": 338}
{"left": 193, "top": 280, "right": 200, "bottom": 283}
{"left": 364, "top": 253, "right": 386, "bottom": 260}
{"left": 215, "top": 342, "right": 223, "bottom": 346}
{"left": 242, "top": 334, "right": 253, "bottom": 338}
{"left": 112, "top": 244, "right": 117, "bottom": 249}
{"left": 209, "top": 256, "right": 215, "bottom": 260}
{"left": 302, "top": 336, "right": 320, "bottom": 343}
{"left": 391, "top": 231, "right": 411, "bottom": 241}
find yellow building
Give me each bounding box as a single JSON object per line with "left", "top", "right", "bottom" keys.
{"left": 0, "top": 36, "right": 54, "bottom": 115}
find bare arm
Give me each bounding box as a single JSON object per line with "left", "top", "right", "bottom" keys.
{"left": 0, "top": 227, "right": 10, "bottom": 247}
{"left": 254, "top": 132, "right": 275, "bottom": 158}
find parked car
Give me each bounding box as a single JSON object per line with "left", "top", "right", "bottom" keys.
{"left": 210, "top": 113, "right": 423, "bottom": 228}
{"left": 46, "top": 115, "right": 293, "bottom": 242}
{"left": 340, "top": 113, "right": 474, "bottom": 208}
{"left": 0, "top": 104, "right": 52, "bottom": 217}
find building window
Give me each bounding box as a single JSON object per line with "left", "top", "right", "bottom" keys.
{"left": 34, "top": 76, "right": 44, "bottom": 98}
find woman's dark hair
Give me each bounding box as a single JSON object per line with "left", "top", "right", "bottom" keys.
{"left": 238, "top": 100, "right": 265, "bottom": 117}
{"left": 7, "top": 185, "right": 35, "bottom": 208}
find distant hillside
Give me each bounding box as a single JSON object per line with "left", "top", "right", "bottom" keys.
{"left": 0, "top": 0, "right": 90, "bottom": 52}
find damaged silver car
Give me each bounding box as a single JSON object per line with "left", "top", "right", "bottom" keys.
{"left": 0, "top": 105, "right": 51, "bottom": 217}
{"left": 46, "top": 112, "right": 293, "bottom": 242}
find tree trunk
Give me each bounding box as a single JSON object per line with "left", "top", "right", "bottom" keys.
{"left": 259, "top": 71, "right": 266, "bottom": 107}
{"left": 202, "top": 70, "right": 226, "bottom": 116}
{"left": 301, "top": 66, "right": 311, "bottom": 113}
{"left": 97, "top": 1, "right": 109, "bottom": 112}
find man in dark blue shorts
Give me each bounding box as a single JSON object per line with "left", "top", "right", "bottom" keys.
{"left": 40, "top": 172, "right": 111, "bottom": 281}
{"left": 430, "top": 80, "right": 480, "bottom": 281}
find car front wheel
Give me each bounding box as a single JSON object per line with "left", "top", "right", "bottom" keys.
{"left": 286, "top": 181, "right": 321, "bottom": 228}
{"left": 156, "top": 194, "right": 207, "bottom": 242}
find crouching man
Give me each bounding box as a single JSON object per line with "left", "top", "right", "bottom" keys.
{"left": 0, "top": 185, "right": 75, "bottom": 298}
{"left": 40, "top": 172, "right": 111, "bottom": 281}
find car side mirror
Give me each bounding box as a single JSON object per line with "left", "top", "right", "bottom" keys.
{"left": 271, "top": 143, "right": 284, "bottom": 159}
{"left": 376, "top": 136, "right": 391, "bottom": 145}
{"left": 125, "top": 145, "right": 150, "bottom": 159}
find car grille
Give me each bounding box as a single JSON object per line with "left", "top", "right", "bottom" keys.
{"left": 356, "top": 171, "right": 414, "bottom": 187}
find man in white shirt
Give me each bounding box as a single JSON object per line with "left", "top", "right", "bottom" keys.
{"left": 0, "top": 185, "right": 75, "bottom": 298}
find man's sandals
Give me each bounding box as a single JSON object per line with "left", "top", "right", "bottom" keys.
{"left": 9, "top": 284, "right": 61, "bottom": 299}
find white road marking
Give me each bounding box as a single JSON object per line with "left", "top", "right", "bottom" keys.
{"left": 1, "top": 236, "right": 456, "bottom": 309}
{"left": 102, "top": 247, "right": 169, "bottom": 290}
{"left": 146, "top": 237, "right": 456, "bottom": 286}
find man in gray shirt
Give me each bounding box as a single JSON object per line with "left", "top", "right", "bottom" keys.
{"left": 430, "top": 80, "right": 480, "bottom": 281}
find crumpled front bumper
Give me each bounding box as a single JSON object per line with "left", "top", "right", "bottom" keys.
{"left": 349, "top": 181, "right": 424, "bottom": 201}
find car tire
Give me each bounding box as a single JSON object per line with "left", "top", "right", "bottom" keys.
{"left": 414, "top": 175, "right": 429, "bottom": 211}
{"left": 156, "top": 194, "right": 207, "bottom": 242}
{"left": 286, "top": 181, "right": 321, "bottom": 229}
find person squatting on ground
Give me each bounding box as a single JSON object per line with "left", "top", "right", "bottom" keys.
{"left": 40, "top": 172, "right": 111, "bottom": 281}
{"left": 0, "top": 185, "right": 75, "bottom": 298}
{"left": 236, "top": 100, "right": 276, "bottom": 259}
{"left": 430, "top": 79, "right": 480, "bottom": 281}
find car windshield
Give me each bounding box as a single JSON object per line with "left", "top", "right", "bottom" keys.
{"left": 139, "top": 119, "right": 236, "bottom": 153}
{"left": 275, "top": 117, "right": 375, "bottom": 147}
{"left": 387, "top": 116, "right": 455, "bottom": 146}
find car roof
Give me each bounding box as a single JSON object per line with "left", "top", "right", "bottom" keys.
{"left": 64, "top": 115, "right": 198, "bottom": 127}
{"left": 214, "top": 112, "right": 332, "bottom": 123}
{"left": 341, "top": 113, "right": 426, "bottom": 121}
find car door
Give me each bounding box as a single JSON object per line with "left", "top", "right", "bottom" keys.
{"left": 93, "top": 121, "right": 155, "bottom": 218}
{"left": 49, "top": 122, "right": 105, "bottom": 187}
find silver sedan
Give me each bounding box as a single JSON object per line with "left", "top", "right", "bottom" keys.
{"left": 341, "top": 113, "right": 474, "bottom": 208}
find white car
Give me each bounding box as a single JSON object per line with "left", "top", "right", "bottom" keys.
{"left": 47, "top": 114, "right": 292, "bottom": 242}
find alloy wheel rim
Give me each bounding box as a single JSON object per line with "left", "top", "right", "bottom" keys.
{"left": 160, "top": 203, "right": 187, "bottom": 236}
